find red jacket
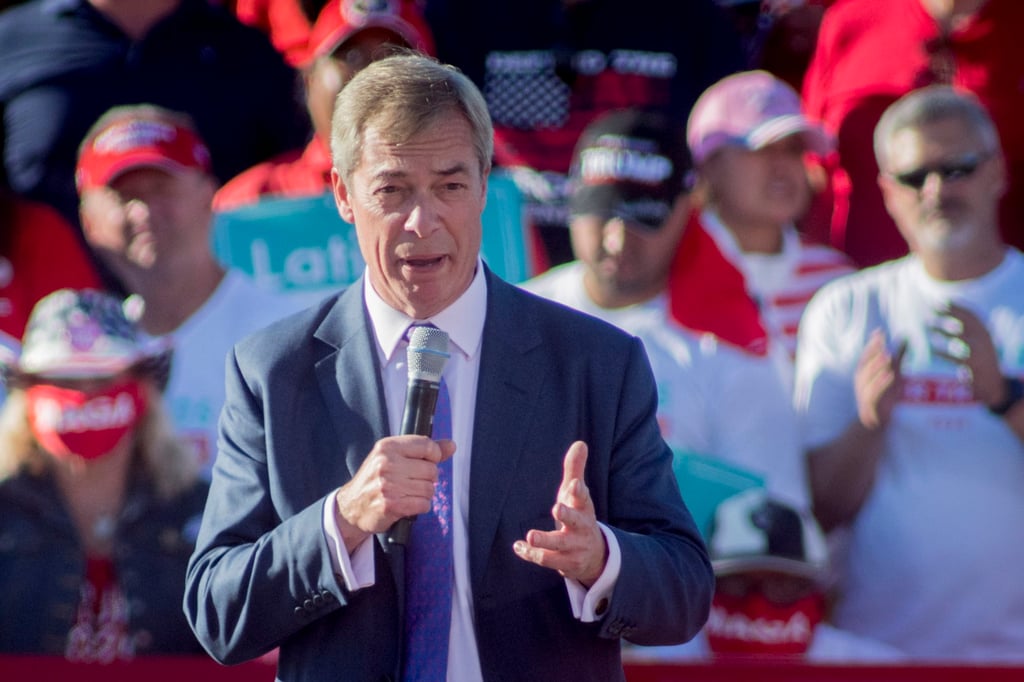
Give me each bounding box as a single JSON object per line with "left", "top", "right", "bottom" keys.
{"left": 801, "top": 0, "right": 1024, "bottom": 266}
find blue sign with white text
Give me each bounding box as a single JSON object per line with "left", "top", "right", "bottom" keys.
{"left": 211, "top": 171, "right": 535, "bottom": 302}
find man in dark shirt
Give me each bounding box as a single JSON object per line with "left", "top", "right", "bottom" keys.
{"left": 0, "top": 0, "right": 309, "bottom": 229}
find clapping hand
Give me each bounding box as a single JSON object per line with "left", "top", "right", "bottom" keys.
{"left": 929, "top": 303, "right": 1004, "bottom": 407}
{"left": 855, "top": 329, "right": 907, "bottom": 431}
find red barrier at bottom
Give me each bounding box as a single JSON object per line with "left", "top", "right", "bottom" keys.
{"left": 0, "top": 656, "right": 276, "bottom": 681}
{"left": 625, "top": 661, "right": 1024, "bottom": 682}
{"left": 2, "top": 656, "right": 1023, "bottom": 681}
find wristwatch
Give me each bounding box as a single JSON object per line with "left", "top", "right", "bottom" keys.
{"left": 989, "top": 376, "right": 1024, "bottom": 416}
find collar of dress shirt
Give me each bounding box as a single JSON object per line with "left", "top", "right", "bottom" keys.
{"left": 363, "top": 259, "right": 488, "bottom": 364}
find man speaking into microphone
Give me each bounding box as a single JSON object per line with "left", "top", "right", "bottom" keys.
{"left": 184, "top": 53, "right": 713, "bottom": 682}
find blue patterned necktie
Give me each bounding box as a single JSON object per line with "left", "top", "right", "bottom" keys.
{"left": 402, "top": 327, "right": 453, "bottom": 681}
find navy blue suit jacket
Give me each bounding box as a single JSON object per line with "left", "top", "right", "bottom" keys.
{"left": 184, "top": 268, "right": 712, "bottom": 681}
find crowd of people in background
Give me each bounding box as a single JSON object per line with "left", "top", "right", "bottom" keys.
{"left": 0, "top": 0, "right": 1022, "bottom": 669}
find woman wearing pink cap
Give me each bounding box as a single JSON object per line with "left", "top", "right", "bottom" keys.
{"left": 668, "top": 69, "right": 854, "bottom": 362}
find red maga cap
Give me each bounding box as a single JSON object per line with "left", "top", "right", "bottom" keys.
{"left": 76, "top": 116, "right": 212, "bottom": 191}
{"left": 304, "top": 0, "right": 435, "bottom": 66}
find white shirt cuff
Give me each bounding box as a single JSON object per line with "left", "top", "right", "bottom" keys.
{"left": 322, "top": 496, "right": 376, "bottom": 590}
{"left": 565, "top": 522, "right": 620, "bottom": 622}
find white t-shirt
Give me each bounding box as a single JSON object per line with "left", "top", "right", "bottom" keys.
{"left": 523, "top": 262, "right": 809, "bottom": 511}
{"left": 795, "top": 250, "right": 1024, "bottom": 661}
{"left": 700, "top": 210, "right": 855, "bottom": 359}
{"left": 164, "top": 269, "right": 311, "bottom": 478}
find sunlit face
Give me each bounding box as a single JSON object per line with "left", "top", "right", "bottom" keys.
{"left": 570, "top": 195, "right": 690, "bottom": 308}
{"left": 79, "top": 167, "right": 215, "bottom": 274}
{"left": 878, "top": 117, "right": 1004, "bottom": 256}
{"left": 702, "top": 135, "right": 812, "bottom": 227}
{"left": 331, "top": 116, "right": 487, "bottom": 319}
{"left": 305, "top": 28, "right": 409, "bottom": 143}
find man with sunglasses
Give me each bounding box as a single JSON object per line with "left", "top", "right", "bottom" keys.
{"left": 794, "top": 85, "right": 1024, "bottom": 660}
{"left": 801, "top": 0, "right": 1024, "bottom": 268}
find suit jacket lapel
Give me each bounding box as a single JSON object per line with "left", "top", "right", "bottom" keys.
{"left": 312, "top": 278, "right": 390, "bottom": 483}
{"left": 468, "top": 273, "right": 545, "bottom": 593}
{"left": 313, "top": 279, "right": 404, "bottom": 666}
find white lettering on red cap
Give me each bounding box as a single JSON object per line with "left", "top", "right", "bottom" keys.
{"left": 34, "top": 392, "right": 138, "bottom": 433}
{"left": 93, "top": 121, "right": 178, "bottom": 155}
{"left": 343, "top": 0, "right": 399, "bottom": 27}
{"left": 706, "top": 605, "right": 813, "bottom": 645}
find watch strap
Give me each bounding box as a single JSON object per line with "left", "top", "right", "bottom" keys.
{"left": 990, "top": 376, "right": 1024, "bottom": 416}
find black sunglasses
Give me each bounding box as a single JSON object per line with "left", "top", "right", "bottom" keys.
{"left": 891, "top": 153, "right": 990, "bottom": 190}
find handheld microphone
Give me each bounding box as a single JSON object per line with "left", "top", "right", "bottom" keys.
{"left": 388, "top": 325, "right": 450, "bottom": 547}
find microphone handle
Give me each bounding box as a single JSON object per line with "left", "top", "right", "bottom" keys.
{"left": 400, "top": 379, "right": 440, "bottom": 438}
{"left": 389, "top": 379, "right": 441, "bottom": 547}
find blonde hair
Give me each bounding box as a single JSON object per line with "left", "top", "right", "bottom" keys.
{"left": 330, "top": 51, "right": 493, "bottom": 182}
{"left": 0, "top": 378, "right": 199, "bottom": 500}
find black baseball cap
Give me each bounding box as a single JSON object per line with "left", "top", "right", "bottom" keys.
{"left": 708, "top": 489, "right": 829, "bottom": 584}
{"left": 568, "top": 108, "right": 692, "bottom": 231}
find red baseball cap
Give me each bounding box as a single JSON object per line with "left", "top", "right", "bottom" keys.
{"left": 304, "top": 0, "right": 435, "bottom": 66}
{"left": 76, "top": 112, "right": 212, "bottom": 191}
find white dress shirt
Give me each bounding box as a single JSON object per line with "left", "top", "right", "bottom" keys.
{"left": 323, "top": 262, "right": 621, "bottom": 680}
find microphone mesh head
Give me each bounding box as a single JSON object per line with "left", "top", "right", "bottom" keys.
{"left": 407, "top": 325, "right": 450, "bottom": 382}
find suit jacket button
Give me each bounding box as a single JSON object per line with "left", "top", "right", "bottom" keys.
{"left": 303, "top": 599, "right": 315, "bottom": 611}
{"left": 294, "top": 606, "right": 304, "bottom": 617}
{"left": 595, "top": 598, "right": 609, "bottom": 616}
